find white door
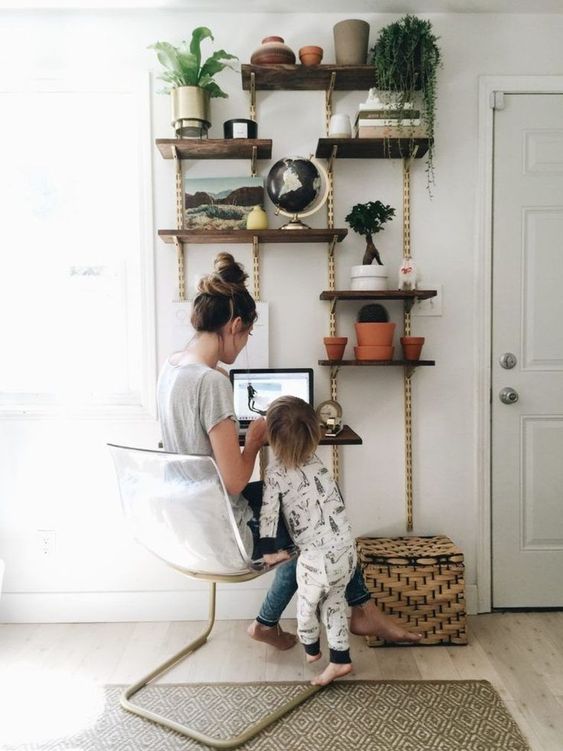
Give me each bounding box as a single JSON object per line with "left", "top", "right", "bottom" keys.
{"left": 492, "top": 93, "right": 563, "bottom": 607}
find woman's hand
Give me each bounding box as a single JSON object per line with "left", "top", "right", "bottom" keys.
{"left": 245, "top": 417, "right": 267, "bottom": 450}
{"left": 263, "top": 550, "right": 291, "bottom": 566}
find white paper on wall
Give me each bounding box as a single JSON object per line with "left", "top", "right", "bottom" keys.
{"left": 170, "top": 301, "right": 269, "bottom": 369}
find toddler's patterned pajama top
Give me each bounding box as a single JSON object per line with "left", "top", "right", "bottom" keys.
{"left": 260, "top": 454, "right": 356, "bottom": 664}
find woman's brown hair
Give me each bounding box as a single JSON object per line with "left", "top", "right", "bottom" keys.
{"left": 191, "top": 252, "right": 257, "bottom": 333}
{"left": 267, "top": 396, "right": 321, "bottom": 469}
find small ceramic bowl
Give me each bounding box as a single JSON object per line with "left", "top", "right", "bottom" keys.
{"left": 299, "top": 45, "right": 323, "bottom": 66}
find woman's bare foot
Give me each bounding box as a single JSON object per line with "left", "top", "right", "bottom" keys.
{"left": 247, "top": 621, "right": 297, "bottom": 650}
{"left": 305, "top": 651, "right": 322, "bottom": 663}
{"left": 350, "top": 600, "right": 422, "bottom": 643}
{"left": 311, "top": 662, "right": 353, "bottom": 686}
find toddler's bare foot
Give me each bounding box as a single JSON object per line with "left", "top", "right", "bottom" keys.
{"left": 311, "top": 662, "right": 353, "bottom": 686}
{"left": 350, "top": 600, "right": 422, "bottom": 643}
{"left": 247, "top": 621, "right": 297, "bottom": 650}
{"left": 306, "top": 651, "right": 322, "bottom": 663}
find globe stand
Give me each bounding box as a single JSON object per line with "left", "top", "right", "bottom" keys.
{"left": 278, "top": 215, "right": 313, "bottom": 230}
{"left": 267, "top": 156, "right": 330, "bottom": 230}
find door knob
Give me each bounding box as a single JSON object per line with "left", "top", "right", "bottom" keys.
{"left": 499, "top": 387, "right": 519, "bottom": 404}
{"left": 499, "top": 352, "right": 517, "bottom": 369}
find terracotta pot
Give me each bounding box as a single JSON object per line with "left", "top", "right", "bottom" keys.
{"left": 401, "top": 336, "right": 425, "bottom": 361}
{"left": 355, "top": 322, "right": 396, "bottom": 347}
{"left": 299, "top": 45, "right": 323, "bottom": 66}
{"left": 251, "top": 36, "right": 296, "bottom": 65}
{"left": 355, "top": 345, "right": 394, "bottom": 361}
{"left": 324, "top": 336, "right": 347, "bottom": 361}
{"left": 333, "top": 19, "right": 370, "bottom": 65}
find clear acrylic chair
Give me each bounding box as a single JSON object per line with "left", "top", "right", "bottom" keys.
{"left": 108, "top": 444, "right": 320, "bottom": 749}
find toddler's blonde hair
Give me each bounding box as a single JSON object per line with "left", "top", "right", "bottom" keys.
{"left": 267, "top": 396, "right": 321, "bottom": 469}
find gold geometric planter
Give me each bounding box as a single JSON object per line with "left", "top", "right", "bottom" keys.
{"left": 171, "top": 86, "right": 211, "bottom": 138}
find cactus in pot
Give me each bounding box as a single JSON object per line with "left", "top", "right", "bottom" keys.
{"left": 354, "top": 304, "right": 396, "bottom": 361}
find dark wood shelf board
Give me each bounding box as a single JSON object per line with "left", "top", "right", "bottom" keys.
{"left": 316, "top": 138, "right": 430, "bottom": 159}
{"left": 319, "top": 360, "right": 436, "bottom": 367}
{"left": 242, "top": 64, "right": 376, "bottom": 91}
{"left": 239, "top": 424, "right": 361, "bottom": 447}
{"left": 159, "top": 228, "right": 348, "bottom": 244}
{"left": 156, "top": 139, "right": 272, "bottom": 160}
{"left": 320, "top": 290, "right": 437, "bottom": 301}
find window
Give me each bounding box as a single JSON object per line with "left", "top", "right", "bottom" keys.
{"left": 0, "top": 80, "right": 154, "bottom": 410}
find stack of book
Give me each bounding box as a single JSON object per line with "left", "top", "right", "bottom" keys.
{"left": 354, "top": 105, "right": 426, "bottom": 139}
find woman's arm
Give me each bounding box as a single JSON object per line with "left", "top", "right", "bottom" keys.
{"left": 209, "top": 417, "right": 266, "bottom": 495}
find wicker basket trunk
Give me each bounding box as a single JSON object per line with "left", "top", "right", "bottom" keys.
{"left": 356, "top": 535, "right": 468, "bottom": 646}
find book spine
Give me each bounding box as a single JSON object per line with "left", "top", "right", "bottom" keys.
{"left": 356, "top": 110, "right": 421, "bottom": 120}
{"left": 356, "top": 119, "right": 422, "bottom": 127}
{"left": 354, "top": 125, "right": 428, "bottom": 139}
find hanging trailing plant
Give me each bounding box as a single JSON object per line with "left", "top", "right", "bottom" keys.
{"left": 370, "top": 15, "right": 441, "bottom": 192}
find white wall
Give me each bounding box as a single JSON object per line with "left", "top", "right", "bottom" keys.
{"left": 1, "top": 9, "right": 563, "bottom": 622}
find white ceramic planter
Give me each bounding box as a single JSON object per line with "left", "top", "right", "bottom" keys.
{"left": 350, "top": 264, "right": 388, "bottom": 291}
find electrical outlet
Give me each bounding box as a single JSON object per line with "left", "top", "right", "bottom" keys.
{"left": 413, "top": 284, "right": 442, "bottom": 316}
{"left": 36, "top": 529, "right": 56, "bottom": 557}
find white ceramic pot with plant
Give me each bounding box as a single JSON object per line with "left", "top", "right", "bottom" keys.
{"left": 150, "top": 27, "right": 238, "bottom": 138}
{"left": 345, "top": 200, "right": 396, "bottom": 290}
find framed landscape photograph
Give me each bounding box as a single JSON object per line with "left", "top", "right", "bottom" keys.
{"left": 184, "top": 176, "right": 264, "bottom": 230}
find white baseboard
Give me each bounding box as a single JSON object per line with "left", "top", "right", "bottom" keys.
{"left": 0, "top": 584, "right": 479, "bottom": 623}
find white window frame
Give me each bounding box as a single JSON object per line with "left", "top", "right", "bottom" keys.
{"left": 0, "top": 73, "right": 156, "bottom": 420}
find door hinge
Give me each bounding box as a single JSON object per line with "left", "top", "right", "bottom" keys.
{"left": 490, "top": 91, "right": 505, "bottom": 110}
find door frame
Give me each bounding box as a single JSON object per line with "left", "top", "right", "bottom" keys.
{"left": 476, "top": 75, "right": 563, "bottom": 612}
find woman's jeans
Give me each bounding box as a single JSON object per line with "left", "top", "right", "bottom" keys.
{"left": 243, "top": 481, "right": 371, "bottom": 627}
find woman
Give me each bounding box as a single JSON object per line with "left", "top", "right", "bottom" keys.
{"left": 157, "top": 252, "right": 420, "bottom": 650}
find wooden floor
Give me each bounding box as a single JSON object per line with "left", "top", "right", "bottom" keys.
{"left": 1, "top": 613, "right": 562, "bottom": 750}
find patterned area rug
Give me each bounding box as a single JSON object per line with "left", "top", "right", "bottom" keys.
{"left": 6, "top": 681, "right": 530, "bottom": 751}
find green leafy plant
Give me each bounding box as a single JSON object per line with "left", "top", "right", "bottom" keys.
{"left": 357, "top": 304, "right": 389, "bottom": 323}
{"left": 345, "top": 201, "right": 395, "bottom": 265}
{"left": 370, "top": 15, "right": 441, "bottom": 190}
{"left": 150, "top": 27, "right": 238, "bottom": 98}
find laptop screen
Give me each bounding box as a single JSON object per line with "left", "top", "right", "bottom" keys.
{"left": 230, "top": 368, "right": 314, "bottom": 426}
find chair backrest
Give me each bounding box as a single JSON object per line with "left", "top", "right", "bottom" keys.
{"left": 108, "top": 444, "right": 261, "bottom": 578}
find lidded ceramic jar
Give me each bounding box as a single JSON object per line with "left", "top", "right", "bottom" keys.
{"left": 250, "top": 36, "right": 296, "bottom": 65}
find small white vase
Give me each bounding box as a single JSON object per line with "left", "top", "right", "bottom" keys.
{"left": 350, "top": 264, "right": 388, "bottom": 291}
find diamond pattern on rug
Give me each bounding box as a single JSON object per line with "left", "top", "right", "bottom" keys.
{"left": 5, "top": 680, "right": 530, "bottom": 751}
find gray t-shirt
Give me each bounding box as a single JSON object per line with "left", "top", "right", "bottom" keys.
{"left": 156, "top": 360, "right": 253, "bottom": 554}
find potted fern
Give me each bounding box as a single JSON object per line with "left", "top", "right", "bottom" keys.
{"left": 370, "top": 15, "right": 441, "bottom": 190}
{"left": 150, "top": 27, "right": 238, "bottom": 138}
{"left": 345, "top": 200, "right": 395, "bottom": 290}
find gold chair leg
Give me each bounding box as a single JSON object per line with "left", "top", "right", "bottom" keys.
{"left": 120, "top": 582, "right": 322, "bottom": 749}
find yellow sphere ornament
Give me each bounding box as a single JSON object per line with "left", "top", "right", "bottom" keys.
{"left": 246, "top": 205, "right": 268, "bottom": 230}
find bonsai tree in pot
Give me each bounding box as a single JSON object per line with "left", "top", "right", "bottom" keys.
{"left": 150, "top": 27, "right": 238, "bottom": 138}
{"left": 370, "top": 15, "right": 441, "bottom": 191}
{"left": 355, "top": 303, "right": 396, "bottom": 361}
{"left": 345, "top": 201, "right": 395, "bottom": 290}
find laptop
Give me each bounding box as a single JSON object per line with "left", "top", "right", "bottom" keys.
{"left": 230, "top": 368, "right": 314, "bottom": 431}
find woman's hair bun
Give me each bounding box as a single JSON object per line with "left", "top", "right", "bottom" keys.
{"left": 214, "top": 252, "right": 248, "bottom": 286}
{"left": 198, "top": 252, "right": 248, "bottom": 296}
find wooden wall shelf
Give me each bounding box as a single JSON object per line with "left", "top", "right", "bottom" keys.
{"left": 241, "top": 64, "right": 376, "bottom": 91}
{"left": 316, "top": 138, "right": 430, "bottom": 160}
{"left": 239, "top": 424, "right": 362, "bottom": 447}
{"left": 159, "top": 228, "right": 348, "bottom": 244}
{"left": 320, "top": 290, "right": 437, "bottom": 301}
{"left": 319, "top": 360, "right": 436, "bottom": 367}
{"left": 156, "top": 139, "right": 272, "bottom": 160}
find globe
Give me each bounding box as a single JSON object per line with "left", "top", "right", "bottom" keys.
{"left": 266, "top": 157, "right": 322, "bottom": 215}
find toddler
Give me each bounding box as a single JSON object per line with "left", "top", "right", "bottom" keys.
{"left": 260, "top": 396, "right": 356, "bottom": 685}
